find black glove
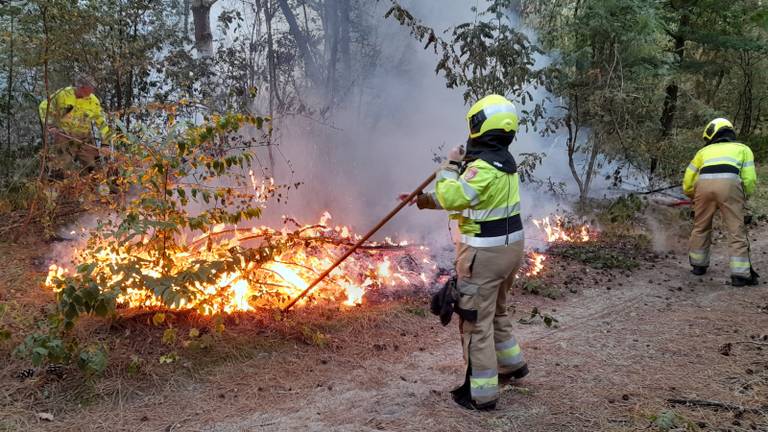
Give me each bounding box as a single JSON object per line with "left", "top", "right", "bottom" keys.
{"left": 744, "top": 214, "right": 753, "bottom": 225}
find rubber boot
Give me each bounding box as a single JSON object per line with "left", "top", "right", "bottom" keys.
{"left": 732, "top": 267, "right": 759, "bottom": 287}
{"left": 451, "top": 367, "right": 473, "bottom": 409}
{"left": 450, "top": 368, "right": 497, "bottom": 411}
{"left": 691, "top": 266, "right": 708, "bottom": 276}
{"left": 499, "top": 363, "right": 529, "bottom": 386}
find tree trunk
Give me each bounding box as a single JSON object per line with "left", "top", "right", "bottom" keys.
{"left": 652, "top": 8, "right": 689, "bottom": 184}
{"left": 262, "top": 0, "right": 282, "bottom": 112}
{"left": 323, "top": 0, "right": 340, "bottom": 106}
{"left": 338, "top": 0, "right": 351, "bottom": 86}
{"left": 191, "top": 0, "right": 217, "bottom": 58}
{"left": 276, "top": 0, "right": 319, "bottom": 84}
{"left": 565, "top": 96, "right": 586, "bottom": 200}
{"left": 4, "top": 13, "right": 14, "bottom": 174}
{"left": 184, "top": 0, "right": 191, "bottom": 37}
{"left": 738, "top": 52, "right": 754, "bottom": 137}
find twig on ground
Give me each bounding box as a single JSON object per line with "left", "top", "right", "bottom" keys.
{"left": 732, "top": 341, "right": 768, "bottom": 347}
{"left": 667, "top": 398, "right": 767, "bottom": 413}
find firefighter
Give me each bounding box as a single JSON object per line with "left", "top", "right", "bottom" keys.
{"left": 38, "top": 74, "right": 109, "bottom": 171}
{"left": 683, "top": 118, "right": 758, "bottom": 286}
{"left": 406, "top": 94, "right": 528, "bottom": 410}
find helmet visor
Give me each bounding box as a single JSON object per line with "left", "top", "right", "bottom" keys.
{"left": 469, "top": 110, "right": 487, "bottom": 136}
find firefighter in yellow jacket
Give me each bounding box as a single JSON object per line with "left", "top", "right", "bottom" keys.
{"left": 409, "top": 94, "right": 528, "bottom": 410}
{"left": 38, "top": 75, "right": 109, "bottom": 171}
{"left": 683, "top": 118, "right": 758, "bottom": 286}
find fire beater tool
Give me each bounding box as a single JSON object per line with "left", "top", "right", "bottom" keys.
{"left": 282, "top": 172, "right": 437, "bottom": 312}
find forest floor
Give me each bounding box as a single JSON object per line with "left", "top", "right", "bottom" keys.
{"left": 2, "top": 209, "right": 768, "bottom": 432}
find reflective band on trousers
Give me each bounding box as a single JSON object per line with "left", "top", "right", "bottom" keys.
{"left": 703, "top": 156, "right": 741, "bottom": 166}
{"left": 464, "top": 203, "right": 521, "bottom": 221}
{"left": 689, "top": 250, "right": 709, "bottom": 266}
{"left": 461, "top": 230, "right": 524, "bottom": 248}
{"left": 730, "top": 256, "right": 751, "bottom": 276}
{"left": 470, "top": 368, "right": 499, "bottom": 398}
{"left": 698, "top": 173, "right": 740, "bottom": 180}
{"left": 495, "top": 337, "right": 524, "bottom": 367}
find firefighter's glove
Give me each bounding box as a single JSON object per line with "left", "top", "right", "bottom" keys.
{"left": 744, "top": 214, "right": 753, "bottom": 225}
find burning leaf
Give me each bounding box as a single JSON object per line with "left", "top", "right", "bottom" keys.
{"left": 152, "top": 313, "right": 166, "bottom": 326}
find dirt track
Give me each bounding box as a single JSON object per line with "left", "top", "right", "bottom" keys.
{"left": 201, "top": 237, "right": 768, "bottom": 432}
{"left": 4, "top": 227, "right": 768, "bottom": 432}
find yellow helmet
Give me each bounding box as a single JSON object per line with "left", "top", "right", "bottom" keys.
{"left": 703, "top": 118, "right": 734, "bottom": 142}
{"left": 466, "top": 94, "right": 519, "bottom": 139}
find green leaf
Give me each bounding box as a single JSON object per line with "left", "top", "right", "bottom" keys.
{"left": 653, "top": 410, "right": 682, "bottom": 431}
{"left": 94, "top": 299, "right": 109, "bottom": 317}
{"left": 78, "top": 346, "right": 108, "bottom": 375}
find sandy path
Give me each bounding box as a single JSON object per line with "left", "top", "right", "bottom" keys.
{"left": 198, "top": 233, "right": 768, "bottom": 431}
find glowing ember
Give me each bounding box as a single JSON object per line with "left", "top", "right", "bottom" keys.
{"left": 45, "top": 214, "right": 435, "bottom": 314}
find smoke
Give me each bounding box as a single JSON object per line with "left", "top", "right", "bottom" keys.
{"left": 243, "top": 1, "right": 598, "bottom": 249}
{"left": 253, "top": 1, "right": 470, "bottom": 246}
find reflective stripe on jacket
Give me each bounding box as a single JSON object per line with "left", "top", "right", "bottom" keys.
{"left": 38, "top": 87, "right": 109, "bottom": 138}
{"left": 683, "top": 142, "right": 757, "bottom": 197}
{"left": 432, "top": 159, "right": 523, "bottom": 248}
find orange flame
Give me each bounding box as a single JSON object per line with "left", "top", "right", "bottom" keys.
{"left": 521, "top": 215, "right": 597, "bottom": 279}
{"left": 44, "top": 214, "right": 435, "bottom": 314}
{"left": 532, "top": 216, "right": 593, "bottom": 243}
{"left": 525, "top": 253, "right": 547, "bottom": 277}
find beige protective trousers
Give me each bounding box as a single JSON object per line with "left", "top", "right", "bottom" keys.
{"left": 689, "top": 177, "right": 752, "bottom": 277}
{"left": 456, "top": 240, "right": 527, "bottom": 405}
{"left": 50, "top": 131, "right": 100, "bottom": 172}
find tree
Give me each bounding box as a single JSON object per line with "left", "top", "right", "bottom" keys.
{"left": 192, "top": 0, "right": 217, "bottom": 58}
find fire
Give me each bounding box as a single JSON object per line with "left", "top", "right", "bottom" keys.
{"left": 522, "top": 214, "right": 596, "bottom": 279}
{"left": 525, "top": 253, "right": 547, "bottom": 277}
{"left": 532, "top": 216, "right": 593, "bottom": 243}
{"left": 45, "top": 214, "right": 435, "bottom": 314}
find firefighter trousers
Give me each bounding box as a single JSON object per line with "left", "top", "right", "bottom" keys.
{"left": 456, "top": 240, "right": 526, "bottom": 406}
{"left": 50, "top": 132, "right": 100, "bottom": 172}
{"left": 689, "top": 177, "right": 752, "bottom": 277}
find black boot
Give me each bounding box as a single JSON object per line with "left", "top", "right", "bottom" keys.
{"left": 691, "top": 266, "right": 708, "bottom": 276}
{"left": 450, "top": 380, "right": 474, "bottom": 410}
{"left": 499, "top": 363, "right": 529, "bottom": 385}
{"left": 732, "top": 268, "right": 759, "bottom": 287}
{"left": 450, "top": 369, "right": 497, "bottom": 411}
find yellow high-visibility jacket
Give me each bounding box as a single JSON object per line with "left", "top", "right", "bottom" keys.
{"left": 421, "top": 159, "right": 523, "bottom": 248}
{"left": 683, "top": 142, "right": 757, "bottom": 197}
{"left": 38, "top": 87, "right": 109, "bottom": 139}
